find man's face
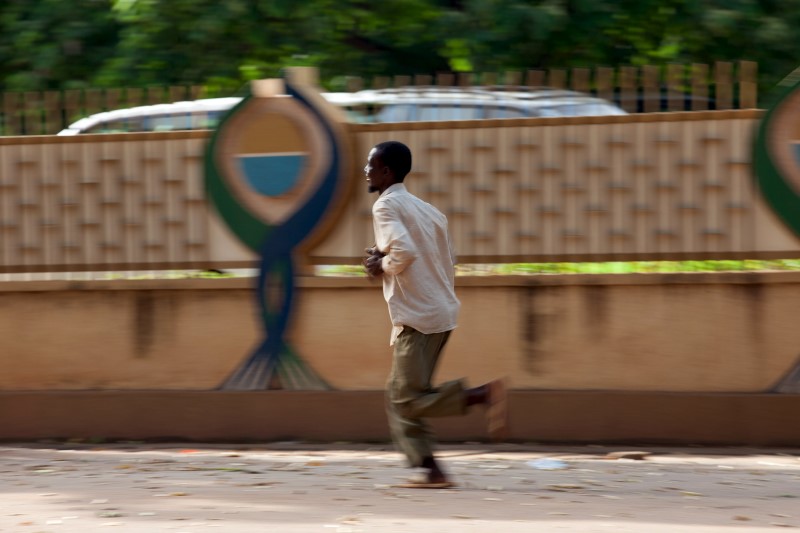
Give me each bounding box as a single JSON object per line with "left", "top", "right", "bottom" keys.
{"left": 365, "top": 148, "right": 391, "bottom": 194}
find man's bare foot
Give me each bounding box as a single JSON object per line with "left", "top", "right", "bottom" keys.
{"left": 465, "top": 379, "right": 510, "bottom": 440}
{"left": 486, "top": 378, "right": 509, "bottom": 441}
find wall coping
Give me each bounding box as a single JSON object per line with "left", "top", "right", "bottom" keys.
{"left": 1, "top": 270, "right": 800, "bottom": 293}
{"left": 349, "top": 109, "right": 764, "bottom": 132}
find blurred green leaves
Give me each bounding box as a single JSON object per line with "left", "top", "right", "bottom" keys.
{"left": 0, "top": 0, "right": 795, "bottom": 96}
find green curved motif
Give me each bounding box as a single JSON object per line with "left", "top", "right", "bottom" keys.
{"left": 753, "top": 78, "right": 800, "bottom": 238}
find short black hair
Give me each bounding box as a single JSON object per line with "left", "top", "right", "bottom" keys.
{"left": 373, "top": 141, "right": 412, "bottom": 182}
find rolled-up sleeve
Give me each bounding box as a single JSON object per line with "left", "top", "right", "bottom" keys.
{"left": 373, "top": 202, "right": 418, "bottom": 276}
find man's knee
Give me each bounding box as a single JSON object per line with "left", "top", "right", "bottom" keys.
{"left": 387, "top": 395, "right": 419, "bottom": 419}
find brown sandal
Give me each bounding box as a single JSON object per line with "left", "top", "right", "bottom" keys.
{"left": 392, "top": 479, "right": 457, "bottom": 489}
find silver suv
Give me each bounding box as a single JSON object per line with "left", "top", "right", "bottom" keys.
{"left": 57, "top": 86, "right": 625, "bottom": 135}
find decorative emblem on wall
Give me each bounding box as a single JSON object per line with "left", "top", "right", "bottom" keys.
{"left": 204, "top": 69, "right": 353, "bottom": 390}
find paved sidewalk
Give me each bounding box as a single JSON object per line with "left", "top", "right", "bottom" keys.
{"left": 1, "top": 442, "right": 799, "bottom": 532}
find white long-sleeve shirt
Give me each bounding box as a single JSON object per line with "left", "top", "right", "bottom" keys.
{"left": 372, "top": 183, "right": 460, "bottom": 345}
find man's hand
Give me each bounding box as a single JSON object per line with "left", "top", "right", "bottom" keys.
{"left": 363, "top": 246, "right": 386, "bottom": 278}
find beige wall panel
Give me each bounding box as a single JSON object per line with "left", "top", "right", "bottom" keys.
{"left": 2, "top": 112, "right": 800, "bottom": 273}
{"left": 0, "top": 284, "right": 255, "bottom": 390}
{"left": 206, "top": 209, "right": 256, "bottom": 264}
{"left": 78, "top": 140, "right": 101, "bottom": 266}
{"left": 40, "top": 143, "right": 60, "bottom": 266}
{"left": 290, "top": 285, "right": 391, "bottom": 390}
{"left": 59, "top": 141, "right": 81, "bottom": 266}
{"left": 509, "top": 279, "right": 800, "bottom": 391}
{"left": 677, "top": 118, "right": 699, "bottom": 252}
{"left": 120, "top": 137, "right": 143, "bottom": 265}
{"left": 607, "top": 121, "right": 630, "bottom": 254}
{"left": 727, "top": 119, "right": 754, "bottom": 252}
{"left": 752, "top": 197, "right": 800, "bottom": 252}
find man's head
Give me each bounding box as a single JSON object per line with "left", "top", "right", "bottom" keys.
{"left": 365, "top": 141, "right": 412, "bottom": 194}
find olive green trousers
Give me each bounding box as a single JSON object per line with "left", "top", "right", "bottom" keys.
{"left": 386, "top": 326, "right": 468, "bottom": 468}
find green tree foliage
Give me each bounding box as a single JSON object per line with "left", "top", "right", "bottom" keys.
{"left": 0, "top": 0, "right": 119, "bottom": 90}
{"left": 0, "top": 0, "right": 795, "bottom": 99}
{"left": 101, "top": 0, "right": 452, "bottom": 88}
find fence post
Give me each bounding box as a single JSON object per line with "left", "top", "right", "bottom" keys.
{"left": 596, "top": 66, "right": 614, "bottom": 103}
{"left": 738, "top": 60, "right": 758, "bottom": 109}
{"left": 107, "top": 88, "right": 123, "bottom": 113}
{"left": 480, "top": 72, "right": 498, "bottom": 86}
{"left": 171, "top": 85, "right": 198, "bottom": 104}
{"left": 83, "top": 88, "right": 105, "bottom": 119}
{"left": 414, "top": 74, "right": 433, "bottom": 86}
{"left": 436, "top": 72, "right": 455, "bottom": 87}
{"left": 2, "top": 92, "right": 22, "bottom": 135}
{"left": 43, "top": 91, "right": 63, "bottom": 135}
{"left": 619, "top": 66, "right": 637, "bottom": 112}
{"left": 715, "top": 61, "right": 733, "bottom": 110}
{"left": 146, "top": 86, "right": 165, "bottom": 106}
{"left": 393, "top": 75, "right": 411, "bottom": 88}
{"left": 62, "top": 90, "right": 83, "bottom": 127}
{"left": 189, "top": 85, "right": 205, "bottom": 100}
{"left": 691, "top": 64, "right": 709, "bottom": 111}
{"left": 570, "top": 68, "right": 590, "bottom": 93}
{"left": 547, "top": 69, "right": 566, "bottom": 89}
{"left": 525, "top": 69, "right": 545, "bottom": 87}
{"left": 666, "top": 64, "right": 685, "bottom": 112}
{"left": 371, "top": 76, "right": 390, "bottom": 90}
{"left": 125, "top": 88, "right": 144, "bottom": 109}
{"left": 503, "top": 71, "right": 522, "bottom": 87}
{"left": 641, "top": 65, "right": 660, "bottom": 113}
{"left": 345, "top": 76, "right": 363, "bottom": 92}
{"left": 24, "top": 91, "right": 46, "bottom": 135}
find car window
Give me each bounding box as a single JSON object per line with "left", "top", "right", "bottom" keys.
{"left": 538, "top": 103, "right": 626, "bottom": 117}
{"left": 487, "top": 106, "right": 527, "bottom": 119}
{"left": 200, "top": 111, "right": 225, "bottom": 129}
{"left": 144, "top": 113, "right": 191, "bottom": 132}
{"left": 375, "top": 104, "right": 414, "bottom": 122}
{"left": 140, "top": 111, "right": 226, "bottom": 132}
{"left": 338, "top": 105, "right": 373, "bottom": 123}
{"left": 416, "top": 105, "right": 483, "bottom": 121}
{"left": 84, "top": 121, "right": 120, "bottom": 134}
{"left": 85, "top": 117, "right": 144, "bottom": 133}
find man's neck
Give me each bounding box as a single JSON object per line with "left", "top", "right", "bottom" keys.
{"left": 380, "top": 181, "right": 402, "bottom": 195}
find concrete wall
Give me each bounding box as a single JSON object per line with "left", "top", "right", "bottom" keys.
{"left": 3, "top": 272, "right": 800, "bottom": 443}
{"left": 2, "top": 273, "right": 800, "bottom": 393}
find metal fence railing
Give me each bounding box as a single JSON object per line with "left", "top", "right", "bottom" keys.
{"left": 0, "top": 61, "right": 758, "bottom": 136}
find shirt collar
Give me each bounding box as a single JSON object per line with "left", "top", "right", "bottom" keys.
{"left": 380, "top": 182, "right": 407, "bottom": 197}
